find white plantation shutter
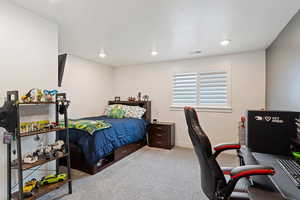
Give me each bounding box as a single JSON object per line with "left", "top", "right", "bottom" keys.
{"left": 172, "top": 70, "right": 231, "bottom": 109}
{"left": 172, "top": 73, "right": 197, "bottom": 105}
{"left": 198, "top": 71, "right": 229, "bottom": 107}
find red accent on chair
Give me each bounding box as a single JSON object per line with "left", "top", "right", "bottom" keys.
{"left": 214, "top": 144, "right": 241, "bottom": 152}
{"left": 223, "top": 171, "right": 231, "bottom": 175}
{"left": 231, "top": 169, "right": 275, "bottom": 179}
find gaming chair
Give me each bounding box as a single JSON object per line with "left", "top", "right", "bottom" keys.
{"left": 184, "top": 107, "right": 275, "bottom": 200}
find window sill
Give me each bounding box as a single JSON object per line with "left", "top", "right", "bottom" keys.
{"left": 170, "top": 105, "right": 232, "bottom": 113}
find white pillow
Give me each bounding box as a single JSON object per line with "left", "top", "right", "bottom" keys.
{"left": 123, "top": 105, "right": 146, "bottom": 119}
{"left": 104, "top": 104, "right": 146, "bottom": 119}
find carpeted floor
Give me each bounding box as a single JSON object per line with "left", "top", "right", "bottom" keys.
{"left": 41, "top": 146, "right": 238, "bottom": 200}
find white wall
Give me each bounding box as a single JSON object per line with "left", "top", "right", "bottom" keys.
{"left": 113, "top": 51, "right": 266, "bottom": 148}
{"left": 61, "top": 55, "right": 113, "bottom": 118}
{"left": 0, "top": 1, "right": 58, "bottom": 198}
{"left": 266, "top": 11, "right": 300, "bottom": 111}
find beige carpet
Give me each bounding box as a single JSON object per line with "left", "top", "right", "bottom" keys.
{"left": 41, "top": 146, "right": 238, "bottom": 200}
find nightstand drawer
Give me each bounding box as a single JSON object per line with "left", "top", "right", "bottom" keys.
{"left": 149, "top": 138, "right": 170, "bottom": 147}
{"left": 149, "top": 125, "right": 170, "bottom": 133}
{"left": 149, "top": 132, "right": 169, "bottom": 141}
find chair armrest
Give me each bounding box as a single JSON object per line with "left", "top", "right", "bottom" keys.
{"left": 230, "top": 165, "right": 275, "bottom": 180}
{"left": 213, "top": 143, "right": 241, "bottom": 158}
{"left": 219, "top": 165, "right": 275, "bottom": 198}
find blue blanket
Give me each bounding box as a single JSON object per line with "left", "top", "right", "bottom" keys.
{"left": 58, "top": 116, "right": 147, "bottom": 165}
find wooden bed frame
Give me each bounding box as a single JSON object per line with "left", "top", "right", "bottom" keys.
{"left": 60, "top": 101, "right": 151, "bottom": 175}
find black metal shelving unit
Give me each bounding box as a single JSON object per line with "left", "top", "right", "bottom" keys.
{"left": 5, "top": 91, "right": 72, "bottom": 200}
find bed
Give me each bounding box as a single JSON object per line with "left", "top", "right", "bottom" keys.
{"left": 58, "top": 101, "right": 151, "bottom": 175}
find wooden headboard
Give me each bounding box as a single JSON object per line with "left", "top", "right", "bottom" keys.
{"left": 108, "top": 101, "right": 151, "bottom": 123}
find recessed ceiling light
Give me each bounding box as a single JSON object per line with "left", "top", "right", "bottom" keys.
{"left": 220, "top": 39, "right": 231, "bottom": 46}
{"left": 99, "top": 50, "right": 107, "bottom": 58}
{"left": 151, "top": 50, "right": 158, "bottom": 56}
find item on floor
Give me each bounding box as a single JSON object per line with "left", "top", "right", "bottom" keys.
{"left": 153, "top": 119, "right": 158, "bottom": 124}
{"left": 39, "top": 173, "right": 68, "bottom": 186}
{"left": 142, "top": 94, "right": 149, "bottom": 101}
{"left": 23, "top": 153, "right": 39, "bottom": 164}
{"left": 114, "top": 96, "right": 120, "bottom": 102}
{"left": 23, "top": 178, "right": 39, "bottom": 198}
{"left": 137, "top": 92, "right": 141, "bottom": 101}
{"left": 148, "top": 122, "right": 175, "bottom": 149}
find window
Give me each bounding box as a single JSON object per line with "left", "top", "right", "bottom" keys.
{"left": 172, "top": 73, "right": 197, "bottom": 106}
{"left": 172, "top": 70, "right": 231, "bottom": 110}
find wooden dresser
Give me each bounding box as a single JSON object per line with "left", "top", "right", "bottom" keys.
{"left": 148, "top": 122, "right": 175, "bottom": 149}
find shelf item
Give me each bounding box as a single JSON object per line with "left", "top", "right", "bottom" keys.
{"left": 18, "top": 102, "right": 56, "bottom": 105}
{"left": 12, "top": 153, "right": 69, "bottom": 170}
{"left": 20, "top": 127, "right": 67, "bottom": 137}
{"left": 12, "top": 179, "right": 71, "bottom": 200}
{"left": 6, "top": 91, "right": 72, "bottom": 200}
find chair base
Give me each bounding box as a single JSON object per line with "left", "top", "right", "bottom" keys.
{"left": 230, "top": 192, "right": 249, "bottom": 200}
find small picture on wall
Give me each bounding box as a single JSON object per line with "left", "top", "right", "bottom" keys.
{"left": 114, "top": 96, "right": 120, "bottom": 102}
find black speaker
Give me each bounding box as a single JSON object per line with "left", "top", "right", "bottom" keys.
{"left": 58, "top": 54, "right": 67, "bottom": 87}
{"left": 247, "top": 110, "right": 299, "bottom": 155}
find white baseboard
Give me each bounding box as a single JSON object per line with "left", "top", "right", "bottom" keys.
{"left": 175, "top": 142, "right": 236, "bottom": 155}
{"left": 176, "top": 142, "right": 193, "bottom": 149}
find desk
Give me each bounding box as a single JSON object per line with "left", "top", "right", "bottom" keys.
{"left": 248, "top": 187, "right": 283, "bottom": 200}
{"left": 240, "top": 147, "right": 300, "bottom": 200}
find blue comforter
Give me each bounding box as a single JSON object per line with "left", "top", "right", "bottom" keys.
{"left": 58, "top": 116, "right": 148, "bottom": 165}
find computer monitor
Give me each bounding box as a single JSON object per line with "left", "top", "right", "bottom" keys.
{"left": 247, "top": 110, "right": 300, "bottom": 155}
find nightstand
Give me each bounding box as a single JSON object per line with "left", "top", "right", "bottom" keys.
{"left": 148, "top": 122, "right": 175, "bottom": 149}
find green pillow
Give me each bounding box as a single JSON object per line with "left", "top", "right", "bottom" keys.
{"left": 108, "top": 105, "right": 125, "bottom": 119}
